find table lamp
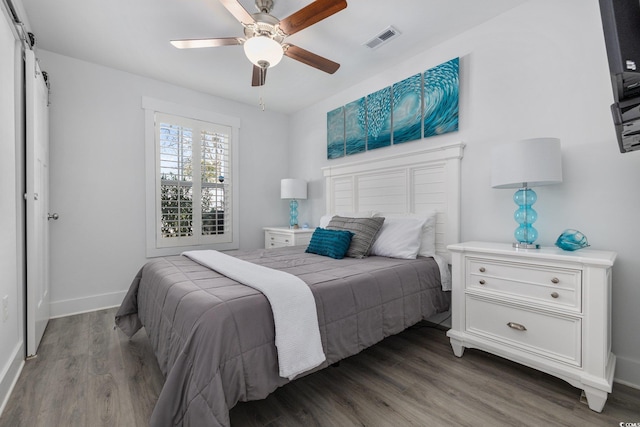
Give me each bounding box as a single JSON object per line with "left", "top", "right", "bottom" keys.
{"left": 281, "top": 178, "right": 307, "bottom": 229}
{"left": 491, "top": 137, "right": 563, "bottom": 249}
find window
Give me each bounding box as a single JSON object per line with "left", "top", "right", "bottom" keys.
{"left": 143, "top": 98, "right": 240, "bottom": 257}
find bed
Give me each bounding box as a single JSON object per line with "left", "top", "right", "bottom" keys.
{"left": 116, "top": 141, "right": 464, "bottom": 426}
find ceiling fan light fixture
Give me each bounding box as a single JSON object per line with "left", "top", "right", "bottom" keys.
{"left": 243, "top": 36, "right": 283, "bottom": 68}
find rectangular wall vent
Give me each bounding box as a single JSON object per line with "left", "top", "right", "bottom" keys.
{"left": 364, "top": 26, "right": 400, "bottom": 49}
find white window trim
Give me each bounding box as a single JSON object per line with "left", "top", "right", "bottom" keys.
{"left": 143, "top": 97, "right": 240, "bottom": 257}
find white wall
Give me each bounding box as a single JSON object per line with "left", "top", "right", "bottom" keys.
{"left": 36, "top": 50, "right": 291, "bottom": 317}
{"left": 0, "top": 5, "right": 25, "bottom": 414}
{"left": 288, "top": 0, "right": 640, "bottom": 388}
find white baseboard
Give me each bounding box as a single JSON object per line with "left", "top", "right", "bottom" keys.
{"left": 0, "top": 341, "right": 25, "bottom": 418}
{"left": 49, "top": 290, "right": 127, "bottom": 318}
{"left": 614, "top": 355, "right": 640, "bottom": 390}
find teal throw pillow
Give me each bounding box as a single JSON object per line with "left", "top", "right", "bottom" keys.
{"left": 305, "top": 227, "right": 354, "bottom": 259}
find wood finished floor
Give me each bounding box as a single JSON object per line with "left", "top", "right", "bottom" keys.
{"left": 1, "top": 308, "right": 639, "bottom": 426}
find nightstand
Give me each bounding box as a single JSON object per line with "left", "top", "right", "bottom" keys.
{"left": 446, "top": 241, "right": 616, "bottom": 412}
{"left": 263, "top": 227, "right": 314, "bottom": 249}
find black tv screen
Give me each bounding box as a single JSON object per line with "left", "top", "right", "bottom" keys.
{"left": 600, "top": 0, "right": 640, "bottom": 99}
{"left": 599, "top": 0, "right": 640, "bottom": 152}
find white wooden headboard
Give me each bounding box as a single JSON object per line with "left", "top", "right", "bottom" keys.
{"left": 322, "top": 141, "right": 465, "bottom": 263}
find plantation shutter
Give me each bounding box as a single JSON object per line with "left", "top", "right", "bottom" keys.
{"left": 155, "top": 112, "right": 232, "bottom": 247}
{"left": 200, "top": 127, "right": 231, "bottom": 237}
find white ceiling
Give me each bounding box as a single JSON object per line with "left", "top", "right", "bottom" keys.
{"left": 19, "top": 0, "right": 526, "bottom": 114}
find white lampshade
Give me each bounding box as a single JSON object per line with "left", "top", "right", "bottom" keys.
{"left": 281, "top": 179, "right": 307, "bottom": 200}
{"left": 491, "top": 137, "right": 563, "bottom": 188}
{"left": 243, "top": 36, "right": 283, "bottom": 68}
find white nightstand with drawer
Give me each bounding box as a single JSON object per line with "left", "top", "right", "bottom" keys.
{"left": 446, "top": 241, "right": 616, "bottom": 413}
{"left": 263, "top": 227, "right": 314, "bottom": 249}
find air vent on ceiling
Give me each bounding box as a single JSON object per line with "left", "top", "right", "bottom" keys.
{"left": 364, "top": 26, "right": 400, "bottom": 49}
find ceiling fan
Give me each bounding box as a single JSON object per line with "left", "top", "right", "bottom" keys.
{"left": 170, "top": 0, "right": 348, "bottom": 87}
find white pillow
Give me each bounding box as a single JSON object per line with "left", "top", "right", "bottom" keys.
{"left": 417, "top": 211, "right": 437, "bottom": 257}
{"left": 372, "top": 211, "right": 438, "bottom": 257}
{"left": 370, "top": 216, "right": 428, "bottom": 259}
{"left": 319, "top": 211, "right": 377, "bottom": 228}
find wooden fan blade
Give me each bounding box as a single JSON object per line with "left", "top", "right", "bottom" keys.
{"left": 278, "top": 0, "right": 347, "bottom": 36}
{"left": 170, "top": 37, "right": 243, "bottom": 49}
{"left": 284, "top": 44, "right": 340, "bottom": 74}
{"left": 219, "top": 0, "right": 255, "bottom": 24}
{"left": 252, "top": 65, "right": 267, "bottom": 86}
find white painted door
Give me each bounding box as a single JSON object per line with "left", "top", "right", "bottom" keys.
{"left": 25, "top": 49, "right": 51, "bottom": 357}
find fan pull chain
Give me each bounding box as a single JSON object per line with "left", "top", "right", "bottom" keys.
{"left": 259, "top": 84, "right": 266, "bottom": 111}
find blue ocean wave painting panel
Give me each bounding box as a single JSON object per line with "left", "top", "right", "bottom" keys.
{"left": 345, "top": 97, "right": 366, "bottom": 155}
{"left": 423, "top": 57, "right": 459, "bottom": 138}
{"left": 327, "top": 106, "right": 345, "bottom": 159}
{"left": 367, "top": 87, "right": 392, "bottom": 150}
{"left": 393, "top": 73, "right": 422, "bottom": 144}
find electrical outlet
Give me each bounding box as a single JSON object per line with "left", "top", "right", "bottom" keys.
{"left": 2, "top": 295, "right": 8, "bottom": 323}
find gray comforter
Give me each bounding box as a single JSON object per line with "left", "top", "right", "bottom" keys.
{"left": 115, "top": 246, "right": 449, "bottom": 426}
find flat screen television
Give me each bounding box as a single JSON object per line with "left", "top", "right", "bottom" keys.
{"left": 599, "top": 0, "right": 640, "bottom": 152}
{"left": 600, "top": 0, "right": 640, "bottom": 100}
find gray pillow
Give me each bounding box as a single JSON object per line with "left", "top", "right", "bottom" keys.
{"left": 326, "top": 216, "right": 385, "bottom": 258}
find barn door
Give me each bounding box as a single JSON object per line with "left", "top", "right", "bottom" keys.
{"left": 25, "top": 48, "right": 52, "bottom": 357}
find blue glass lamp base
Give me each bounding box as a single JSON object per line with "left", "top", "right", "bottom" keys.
{"left": 512, "top": 187, "right": 540, "bottom": 249}
{"left": 289, "top": 199, "right": 299, "bottom": 229}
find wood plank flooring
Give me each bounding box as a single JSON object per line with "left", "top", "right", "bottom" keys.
{"left": 1, "top": 307, "right": 639, "bottom": 426}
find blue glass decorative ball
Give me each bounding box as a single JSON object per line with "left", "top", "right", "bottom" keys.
{"left": 514, "top": 206, "right": 537, "bottom": 225}
{"left": 513, "top": 189, "right": 537, "bottom": 206}
{"left": 514, "top": 225, "right": 538, "bottom": 244}
{"left": 556, "top": 229, "right": 589, "bottom": 251}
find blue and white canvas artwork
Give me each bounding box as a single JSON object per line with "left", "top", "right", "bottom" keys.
{"left": 345, "top": 97, "right": 366, "bottom": 155}
{"left": 366, "top": 87, "right": 392, "bottom": 150}
{"left": 327, "top": 106, "right": 345, "bottom": 159}
{"left": 392, "top": 73, "right": 423, "bottom": 144}
{"left": 423, "top": 57, "right": 459, "bottom": 137}
{"left": 327, "top": 58, "right": 459, "bottom": 159}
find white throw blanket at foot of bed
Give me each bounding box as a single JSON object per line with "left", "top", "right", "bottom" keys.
{"left": 182, "top": 250, "right": 326, "bottom": 380}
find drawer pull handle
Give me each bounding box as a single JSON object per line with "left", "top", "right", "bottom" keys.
{"left": 285, "top": 239, "right": 290, "bottom": 243}
{"left": 551, "top": 277, "right": 560, "bottom": 284}
{"left": 479, "top": 267, "right": 486, "bottom": 273}
{"left": 507, "top": 322, "right": 527, "bottom": 331}
{"left": 551, "top": 292, "right": 559, "bottom": 299}
{"left": 271, "top": 237, "right": 275, "bottom": 240}
{"left": 479, "top": 280, "right": 486, "bottom": 285}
